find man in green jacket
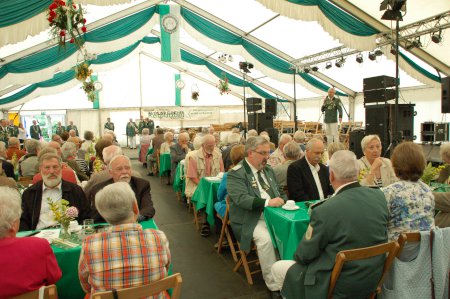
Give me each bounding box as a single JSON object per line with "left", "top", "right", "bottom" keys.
{"left": 104, "top": 117, "right": 115, "bottom": 132}
{"left": 227, "top": 136, "right": 286, "bottom": 295}
{"left": 321, "top": 87, "right": 343, "bottom": 144}
{"left": 270, "top": 150, "right": 388, "bottom": 299}
{"left": 126, "top": 118, "right": 138, "bottom": 149}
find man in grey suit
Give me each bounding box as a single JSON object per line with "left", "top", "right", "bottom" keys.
{"left": 271, "top": 150, "right": 388, "bottom": 299}
{"left": 227, "top": 136, "right": 286, "bottom": 295}
{"left": 169, "top": 132, "right": 192, "bottom": 184}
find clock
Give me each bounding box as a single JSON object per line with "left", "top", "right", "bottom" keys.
{"left": 94, "top": 81, "right": 103, "bottom": 91}
{"left": 162, "top": 14, "right": 179, "bottom": 34}
{"left": 175, "top": 79, "right": 185, "bottom": 89}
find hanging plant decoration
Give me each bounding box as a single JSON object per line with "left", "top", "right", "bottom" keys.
{"left": 217, "top": 74, "right": 230, "bottom": 95}
{"left": 82, "top": 79, "right": 96, "bottom": 102}
{"left": 191, "top": 84, "right": 199, "bottom": 101}
{"left": 75, "top": 62, "right": 92, "bottom": 82}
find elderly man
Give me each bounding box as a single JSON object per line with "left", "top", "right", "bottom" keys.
{"left": 19, "top": 139, "right": 41, "bottom": 176}
{"left": 66, "top": 121, "right": 79, "bottom": 136}
{"left": 6, "top": 137, "right": 26, "bottom": 160}
{"left": 0, "top": 142, "right": 15, "bottom": 179}
{"left": 126, "top": 118, "right": 138, "bottom": 149}
{"left": 170, "top": 132, "right": 193, "bottom": 184}
{"left": 222, "top": 132, "right": 241, "bottom": 171}
{"left": 321, "top": 87, "right": 343, "bottom": 143}
{"left": 293, "top": 130, "right": 307, "bottom": 152}
{"left": 51, "top": 134, "right": 63, "bottom": 145}
{"left": 89, "top": 155, "right": 155, "bottom": 223}
{"left": 268, "top": 134, "right": 293, "bottom": 167}
{"left": 19, "top": 153, "right": 91, "bottom": 231}
{"left": 7, "top": 120, "right": 19, "bottom": 138}
{"left": 185, "top": 135, "right": 224, "bottom": 236}
{"left": 104, "top": 117, "right": 115, "bottom": 132}
{"left": 0, "top": 187, "right": 62, "bottom": 298}
{"left": 54, "top": 121, "right": 66, "bottom": 136}
{"left": 30, "top": 120, "right": 42, "bottom": 140}
{"left": 271, "top": 151, "right": 389, "bottom": 298}
{"left": 287, "top": 138, "right": 333, "bottom": 201}
{"left": 273, "top": 141, "right": 303, "bottom": 190}
{"left": 0, "top": 119, "right": 9, "bottom": 145}
{"left": 78, "top": 182, "right": 170, "bottom": 297}
{"left": 247, "top": 129, "right": 258, "bottom": 139}
{"left": 227, "top": 136, "right": 286, "bottom": 294}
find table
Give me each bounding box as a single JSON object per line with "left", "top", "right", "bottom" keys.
{"left": 190, "top": 177, "right": 222, "bottom": 226}
{"left": 264, "top": 201, "right": 315, "bottom": 260}
{"left": 430, "top": 182, "right": 450, "bottom": 192}
{"left": 18, "top": 219, "right": 158, "bottom": 299}
{"left": 173, "top": 161, "right": 185, "bottom": 195}
{"left": 159, "top": 153, "right": 171, "bottom": 177}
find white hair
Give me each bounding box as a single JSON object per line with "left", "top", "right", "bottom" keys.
{"left": 279, "top": 134, "right": 292, "bottom": 145}
{"left": 193, "top": 136, "right": 203, "bottom": 150}
{"left": 95, "top": 182, "right": 136, "bottom": 224}
{"left": 261, "top": 134, "right": 270, "bottom": 142}
{"left": 108, "top": 155, "right": 131, "bottom": 170}
{"left": 283, "top": 141, "right": 302, "bottom": 160}
{"left": 293, "top": 130, "right": 306, "bottom": 143}
{"left": 247, "top": 129, "right": 258, "bottom": 138}
{"left": 305, "top": 138, "right": 323, "bottom": 151}
{"left": 142, "top": 128, "right": 150, "bottom": 135}
{"left": 227, "top": 133, "right": 241, "bottom": 145}
{"left": 360, "top": 135, "right": 381, "bottom": 151}
{"left": 178, "top": 132, "right": 189, "bottom": 142}
{"left": 202, "top": 134, "right": 215, "bottom": 145}
{"left": 0, "top": 187, "right": 22, "bottom": 238}
{"left": 61, "top": 141, "right": 77, "bottom": 160}
{"left": 102, "top": 145, "right": 122, "bottom": 165}
{"left": 329, "top": 150, "right": 359, "bottom": 181}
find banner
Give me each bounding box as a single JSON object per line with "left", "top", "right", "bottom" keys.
{"left": 91, "top": 74, "right": 100, "bottom": 109}
{"left": 175, "top": 73, "right": 181, "bottom": 106}
{"left": 159, "top": 4, "right": 181, "bottom": 62}
{"left": 146, "top": 107, "right": 219, "bottom": 121}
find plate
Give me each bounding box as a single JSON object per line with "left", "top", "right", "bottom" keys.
{"left": 282, "top": 205, "right": 299, "bottom": 211}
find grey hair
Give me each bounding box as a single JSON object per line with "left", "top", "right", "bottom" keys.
{"left": 164, "top": 131, "right": 174, "bottom": 140}
{"left": 142, "top": 128, "right": 150, "bottom": 135}
{"left": 37, "top": 146, "right": 57, "bottom": 160}
{"left": 329, "top": 150, "right": 359, "bottom": 181}
{"left": 440, "top": 143, "right": 450, "bottom": 162}
{"left": 361, "top": 135, "right": 381, "bottom": 151}
{"left": 25, "top": 139, "right": 41, "bottom": 154}
{"left": 61, "top": 141, "right": 77, "bottom": 160}
{"left": 108, "top": 155, "right": 131, "bottom": 170}
{"left": 247, "top": 129, "right": 258, "bottom": 138}
{"left": 227, "top": 133, "right": 241, "bottom": 144}
{"left": 245, "top": 136, "right": 269, "bottom": 157}
{"left": 202, "top": 134, "right": 215, "bottom": 145}
{"left": 261, "top": 134, "right": 270, "bottom": 142}
{"left": 279, "top": 134, "right": 292, "bottom": 145}
{"left": 102, "top": 145, "right": 122, "bottom": 165}
{"left": 328, "top": 87, "right": 336, "bottom": 92}
{"left": 95, "top": 182, "right": 136, "bottom": 224}
{"left": 305, "top": 138, "right": 323, "bottom": 151}
{"left": 283, "top": 141, "right": 302, "bottom": 160}
{"left": 38, "top": 152, "right": 62, "bottom": 166}
{"left": 293, "top": 130, "right": 306, "bottom": 143}
{"left": 178, "top": 132, "right": 189, "bottom": 141}
{"left": 193, "top": 136, "right": 203, "bottom": 150}
{"left": 327, "top": 142, "right": 346, "bottom": 159}
{"left": 0, "top": 187, "right": 22, "bottom": 238}
{"left": 8, "top": 137, "right": 20, "bottom": 147}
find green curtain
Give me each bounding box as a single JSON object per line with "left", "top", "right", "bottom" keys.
{"left": 399, "top": 52, "right": 441, "bottom": 83}
{"left": 91, "top": 41, "right": 140, "bottom": 64}
{"left": 0, "top": 0, "right": 52, "bottom": 27}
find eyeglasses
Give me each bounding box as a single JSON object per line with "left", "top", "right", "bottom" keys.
{"left": 252, "top": 150, "right": 270, "bottom": 157}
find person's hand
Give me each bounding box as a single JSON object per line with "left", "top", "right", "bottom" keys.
{"left": 268, "top": 197, "right": 285, "bottom": 207}
{"left": 371, "top": 157, "right": 383, "bottom": 171}
{"left": 181, "top": 143, "right": 188, "bottom": 150}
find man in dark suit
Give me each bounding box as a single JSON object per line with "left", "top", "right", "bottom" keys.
{"left": 287, "top": 138, "right": 333, "bottom": 201}
{"left": 20, "top": 153, "right": 92, "bottom": 231}
{"left": 227, "top": 136, "right": 286, "bottom": 295}
{"left": 88, "top": 155, "right": 155, "bottom": 223}
{"left": 169, "top": 132, "right": 192, "bottom": 184}
{"left": 270, "top": 150, "right": 389, "bottom": 299}
{"left": 66, "top": 121, "right": 79, "bottom": 136}
{"left": 30, "top": 120, "right": 42, "bottom": 140}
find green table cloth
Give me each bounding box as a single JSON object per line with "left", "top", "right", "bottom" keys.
{"left": 264, "top": 201, "right": 315, "bottom": 260}
{"left": 430, "top": 182, "right": 450, "bottom": 192}
{"left": 18, "top": 219, "right": 158, "bottom": 299}
{"left": 159, "top": 153, "right": 171, "bottom": 177}
{"left": 173, "top": 161, "right": 185, "bottom": 194}
{"left": 190, "top": 177, "right": 222, "bottom": 226}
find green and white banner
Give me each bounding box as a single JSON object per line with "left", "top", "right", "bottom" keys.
{"left": 159, "top": 4, "right": 181, "bottom": 62}
{"left": 175, "top": 74, "right": 181, "bottom": 106}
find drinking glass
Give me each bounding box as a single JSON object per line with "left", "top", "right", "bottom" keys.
{"left": 83, "top": 219, "right": 95, "bottom": 235}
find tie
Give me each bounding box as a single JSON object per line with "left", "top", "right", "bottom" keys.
{"left": 257, "top": 170, "right": 276, "bottom": 199}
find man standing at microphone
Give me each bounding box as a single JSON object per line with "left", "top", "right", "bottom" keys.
{"left": 321, "top": 87, "right": 343, "bottom": 143}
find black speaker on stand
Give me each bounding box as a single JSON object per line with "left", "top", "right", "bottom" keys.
{"left": 348, "top": 130, "right": 365, "bottom": 159}
{"left": 442, "top": 77, "right": 450, "bottom": 113}
{"left": 265, "top": 98, "right": 277, "bottom": 116}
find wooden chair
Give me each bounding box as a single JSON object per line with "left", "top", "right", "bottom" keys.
{"left": 233, "top": 240, "right": 262, "bottom": 285}
{"left": 397, "top": 232, "right": 421, "bottom": 257}
{"left": 327, "top": 241, "right": 400, "bottom": 299}
{"left": 92, "top": 273, "right": 183, "bottom": 299}
{"left": 11, "top": 285, "right": 58, "bottom": 299}
{"left": 18, "top": 176, "right": 34, "bottom": 188}
{"left": 216, "top": 197, "right": 238, "bottom": 262}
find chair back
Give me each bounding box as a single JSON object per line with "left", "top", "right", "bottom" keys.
{"left": 91, "top": 273, "right": 182, "bottom": 299}
{"left": 397, "top": 232, "right": 421, "bottom": 256}
{"left": 327, "top": 241, "right": 400, "bottom": 299}
{"left": 11, "top": 285, "right": 58, "bottom": 299}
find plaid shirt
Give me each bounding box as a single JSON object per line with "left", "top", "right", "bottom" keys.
{"left": 78, "top": 223, "right": 171, "bottom": 298}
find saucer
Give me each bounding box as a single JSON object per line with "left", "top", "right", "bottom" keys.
{"left": 282, "top": 205, "right": 299, "bottom": 211}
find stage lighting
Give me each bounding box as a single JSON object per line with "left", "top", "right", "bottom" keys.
{"left": 390, "top": 45, "right": 397, "bottom": 55}
{"left": 311, "top": 66, "right": 319, "bottom": 72}
{"left": 239, "top": 61, "right": 253, "bottom": 73}
{"left": 335, "top": 57, "right": 345, "bottom": 68}
{"left": 356, "top": 53, "right": 363, "bottom": 63}
{"left": 380, "top": 0, "right": 406, "bottom": 21}
{"left": 303, "top": 66, "right": 311, "bottom": 73}
{"left": 411, "top": 37, "right": 422, "bottom": 48}
{"left": 374, "top": 48, "right": 383, "bottom": 56}
{"left": 368, "top": 51, "right": 377, "bottom": 61}
{"left": 325, "top": 62, "right": 332, "bottom": 69}
{"left": 431, "top": 31, "right": 442, "bottom": 43}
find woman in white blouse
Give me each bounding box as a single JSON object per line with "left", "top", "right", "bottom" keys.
{"left": 160, "top": 132, "right": 174, "bottom": 154}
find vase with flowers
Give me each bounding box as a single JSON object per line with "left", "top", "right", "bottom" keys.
{"left": 421, "top": 162, "right": 445, "bottom": 186}
{"left": 47, "top": 198, "right": 79, "bottom": 239}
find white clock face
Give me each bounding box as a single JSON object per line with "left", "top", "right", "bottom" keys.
{"left": 94, "top": 81, "right": 103, "bottom": 91}
{"left": 176, "top": 79, "right": 185, "bottom": 89}
{"left": 162, "top": 15, "right": 179, "bottom": 33}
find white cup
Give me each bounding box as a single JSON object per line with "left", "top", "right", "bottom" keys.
{"left": 285, "top": 200, "right": 296, "bottom": 208}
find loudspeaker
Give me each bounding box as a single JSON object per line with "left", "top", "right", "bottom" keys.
{"left": 442, "top": 77, "right": 450, "bottom": 113}
{"left": 246, "top": 97, "right": 262, "bottom": 112}
{"left": 247, "top": 112, "right": 273, "bottom": 133}
{"left": 265, "top": 98, "right": 277, "bottom": 116}
{"left": 266, "top": 128, "right": 279, "bottom": 147}
{"left": 364, "top": 89, "right": 396, "bottom": 103}
{"left": 363, "top": 75, "right": 397, "bottom": 91}
{"left": 348, "top": 130, "right": 365, "bottom": 159}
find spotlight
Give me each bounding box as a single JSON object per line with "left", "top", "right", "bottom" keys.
{"left": 411, "top": 37, "right": 422, "bottom": 48}
{"left": 432, "top": 30, "right": 442, "bottom": 43}
{"left": 239, "top": 61, "right": 253, "bottom": 73}
{"left": 356, "top": 53, "right": 363, "bottom": 63}
{"left": 390, "top": 45, "right": 397, "bottom": 55}
{"left": 335, "top": 57, "right": 345, "bottom": 68}
{"left": 303, "top": 66, "right": 311, "bottom": 73}
{"left": 325, "top": 62, "right": 332, "bottom": 69}
{"left": 368, "top": 51, "right": 376, "bottom": 61}
{"left": 311, "top": 66, "right": 319, "bottom": 72}
{"left": 380, "top": 0, "right": 406, "bottom": 21}
{"left": 374, "top": 48, "right": 383, "bottom": 56}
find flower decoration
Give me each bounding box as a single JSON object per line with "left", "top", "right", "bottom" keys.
{"left": 82, "top": 80, "right": 96, "bottom": 102}
{"left": 47, "top": 0, "right": 87, "bottom": 48}
{"left": 75, "top": 62, "right": 92, "bottom": 82}
{"left": 358, "top": 168, "right": 369, "bottom": 182}
{"left": 421, "top": 162, "right": 445, "bottom": 185}
{"left": 191, "top": 91, "right": 199, "bottom": 101}
{"left": 47, "top": 198, "right": 78, "bottom": 239}
{"left": 217, "top": 75, "right": 231, "bottom": 95}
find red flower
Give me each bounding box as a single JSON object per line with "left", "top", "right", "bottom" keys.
{"left": 59, "top": 1, "right": 65, "bottom": 5}
{"left": 70, "top": 38, "right": 74, "bottom": 43}
{"left": 47, "top": 17, "right": 53, "bottom": 23}
{"left": 60, "top": 30, "right": 66, "bottom": 37}
{"left": 73, "top": 4, "right": 76, "bottom": 8}
{"left": 82, "top": 18, "right": 87, "bottom": 24}
{"left": 81, "top": 26, "right": 87, "bottom": 33}
{"left": 49, "top": 3, "right": 57, "bottom": 9}
{"left": 49, "top": 10, "right": 56, "bottom": 18}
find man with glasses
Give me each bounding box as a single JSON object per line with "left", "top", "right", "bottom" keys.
{"left": 88, "top": 155, "right": 155, "bottom": 223}
{"left": 227, "top": 136, "right": 286, "bottom": 297}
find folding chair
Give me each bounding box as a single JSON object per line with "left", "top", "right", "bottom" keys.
{"left": 92, "top": 273, "right": 182, "bottom": 299}
{"left": 327, "top": 241, "right": 400, "bottom": 299}
{"left": 216, "top": 197, "right": 238, "bottom": 262}
{"left": 11, "top": 285, "right": 58, "bottom": 299}
{"left": 233, "top": 240, "right": 262, "bottom": 285}
{"left": 397, "top": 232, "right": 421, "bottom": 257}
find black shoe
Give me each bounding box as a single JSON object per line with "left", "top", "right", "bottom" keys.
{"left": 268, "top": 290, "right": 282, "bottom": 299}
{"left": 200, "top": 223, "right": 210, "bottom": 237}
{"left": 147, "top": 173, "right": 154, "bottom": 176}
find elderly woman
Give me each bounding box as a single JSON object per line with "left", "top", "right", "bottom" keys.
{"left": 357, "top": 135, "right": 397, "bottom": 187}
{"left": 273, "top": 141, "right": 302, "bottom": 190}
{"left": 139, "top": 128, "right": 152, "bottom": 165}
{"left": 160, "top": 131, "right": 174, "bottom": 154}
{"left": 61, "top": 141, "right": 89, "bottom": 182}
{"left": 293, "top": 130, "right": 307, "bottom": 152}
{"left": 382, "top": 142, "right": 434, "bottom": 259}
{"left": 437, "top": 142, "right": 450, "bottom": 183}
{"left": 80, "top": 131, "right": 95, "bottom": 152}
{"left": 0, "top": 187, "right": 61, "bottom": 297}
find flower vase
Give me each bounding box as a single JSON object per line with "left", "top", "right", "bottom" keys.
{"left": 60, "top": 223, "right": 71, "bottom": 240}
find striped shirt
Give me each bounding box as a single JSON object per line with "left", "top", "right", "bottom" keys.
{"left": 78, "top": 223, "right": 171, "bottom": 298}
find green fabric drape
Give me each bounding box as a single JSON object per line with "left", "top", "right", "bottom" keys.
{"left": 399, "top": 52, "right": 441, "bottom": 83}
{"left": 91, "top": 41, "right": 140, "bottom": 64}
{"left": 0, "top": 0, "right": 51, "bottom": 27}
{"left": 287, "top": 0, "right": 378, "bottom": 36}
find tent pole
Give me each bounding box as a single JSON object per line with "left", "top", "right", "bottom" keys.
{"left": 242, "top": 72, "right": 247, "bottom": 137}
{"left": 293, "top": 69, "right": 298, "bottom": 132}
{"left": 138, "top": 53, "right": 144, "bottom": 118}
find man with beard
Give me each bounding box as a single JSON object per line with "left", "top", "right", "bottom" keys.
{"left": 19, "top": 153, "right": 92, "bottom": 231}
{"left": 88, "top": 155, "right": 155, "bottom": 223}
{"left": 227, "top": 136, "right": 286, "bottom": 296}
{"left": 287, "top": 138, "right": 333, "bottom": 202}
